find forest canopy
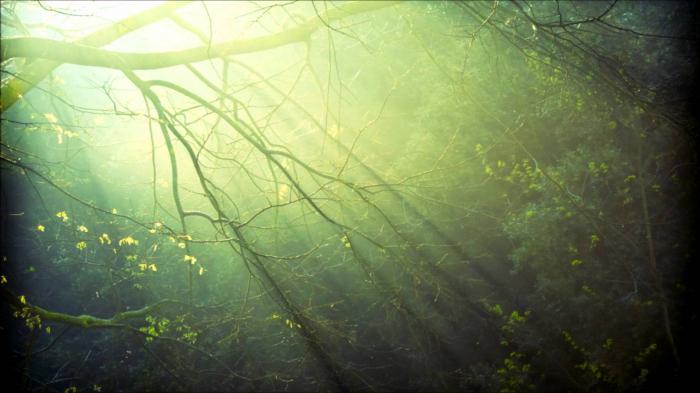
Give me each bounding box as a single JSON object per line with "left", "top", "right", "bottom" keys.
{"left": 0, "top": 1, "right": 698, "bottom": 392}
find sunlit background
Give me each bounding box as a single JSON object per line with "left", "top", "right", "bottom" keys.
{"left": 1, "top": 1, "right": 697, "bottom": 391}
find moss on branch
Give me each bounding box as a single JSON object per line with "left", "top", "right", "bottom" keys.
{"left": 1, "top": 285, "right": 183, "bottom": 329}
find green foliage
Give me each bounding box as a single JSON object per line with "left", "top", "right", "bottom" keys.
{"left": 0, "top": 1, "right": 694, "bottom": 392}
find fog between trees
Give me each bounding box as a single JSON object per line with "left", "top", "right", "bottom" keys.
{"left": 0, "top": 1, "right": 698, "bottom": 391}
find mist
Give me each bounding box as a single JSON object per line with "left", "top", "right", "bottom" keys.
{"left": 1, "top": 1, "right": 697, "bottom": 391}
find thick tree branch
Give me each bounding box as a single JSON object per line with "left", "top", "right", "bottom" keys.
{"left": 1, "top": 2, "right": 396, "bottom": 71}
{"left": 1, "top": 285, "right": 184, "bottom": 328}
{"left": 0, "top": 1, "right": 190, "bottom": 113}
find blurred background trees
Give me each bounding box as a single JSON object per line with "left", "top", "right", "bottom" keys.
{"left": 1, "top": 1, "right": 697, "bottom": 391}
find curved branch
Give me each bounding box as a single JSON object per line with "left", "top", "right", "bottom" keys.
{"left": 0, "top": 1, "right": 190, "bottom": 113}
{"left": 1, "top": 2, "right": 397, "bottom": 71}
{"left": 1, "top": 285, "right": 185, "bottom": 328}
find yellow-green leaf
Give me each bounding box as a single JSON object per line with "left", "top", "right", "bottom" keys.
{"left": 56, "top": 211, "right": 68, "bottom": 222}
{"left": 119, "top": 236, "right": 138, "bottom": 246}
{"left": 184, "top": 255, "right": 197, "bottom": 264}
{"left": 99, "top": 233, "right": 111, "bottom": 245}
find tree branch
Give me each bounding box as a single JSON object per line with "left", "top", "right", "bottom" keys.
{"left": 1, "top": 285, "right": 185, "bottom": 329}
{"left": 1, "top": 2, "right": 396, "bottom": 71}
{"left": 0, "top": 1, "right": 190, "bottom": 113}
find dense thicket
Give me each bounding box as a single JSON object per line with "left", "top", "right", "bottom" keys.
{"left": 1, "top": 1, "right": 697, "bottom": 392}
